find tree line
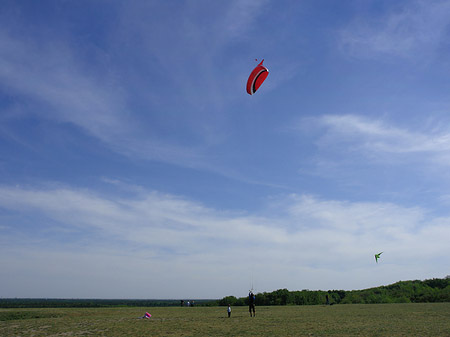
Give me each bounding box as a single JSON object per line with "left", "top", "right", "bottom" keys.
{"left": 2, "top": 277, "right": 448, "bottom": 308}
{"left": 217, "top": 277, "right": 450, "bottom": 306}
{"left": 0, "top": 298, "right": 214, "bottom": 308}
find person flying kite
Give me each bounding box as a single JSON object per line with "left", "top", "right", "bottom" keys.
{"left": 248, "top": 291, "right": 256, "bottom": 317}
{"left": 375, "top": 252, "right": 383, "bottom": 263}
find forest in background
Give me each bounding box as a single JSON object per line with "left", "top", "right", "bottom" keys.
{"left": 218, "top": 277, "right": 450, "bottom": 306}
{"left": 1, "top": 277, "right": 449, "bottom": 308}
{"left": 0, "top": 299, "right": 213, "bottom": 309}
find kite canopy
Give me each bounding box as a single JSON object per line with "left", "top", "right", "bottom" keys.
{"left": 246, "top": 59, "right": 269, "bottom": 95}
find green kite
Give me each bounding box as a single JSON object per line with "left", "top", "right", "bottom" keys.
{"left": 375, "top": 252, "right": 383, "bottom": 263}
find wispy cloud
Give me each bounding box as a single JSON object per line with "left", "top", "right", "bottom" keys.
{"left": 315, "top": 114, "right": 450, "bottom": 162}
{"left": 0, "top": 25, "right": 214, "bottom": 169}
{"left": 0, "top": 29, "right": 129, "bottom": 138}
{"left": 0, "top": 185, "right": 276, "bottom": 253}
{"left": 1, "top": 183, "right": 448, "bottom": 297}
{"left": 294, "top": 114, "right": 450, "bottom": 201}
{"left": 0, "top": 1, "right": 278, "bottom": 175}
{"left": 339, "top": 0, "right": 450, "bottom": 60}
{"left": 0, "top": 0, "right": 300, "bottom": 184}
{"left": 221, "top": 0, "right": 270, "bottom": 40}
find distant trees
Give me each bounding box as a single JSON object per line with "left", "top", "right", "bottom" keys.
{"left": 218, "top": 296, "right": 246, "bottom": 306}
{"left": 2, "top": 277, "right": 449, "bottom": 309}
{"left": 218, "top": 277, "right": 450, "bottom": 306}
{"left": 0, "top": 298, "right": 214, "bottom": 308}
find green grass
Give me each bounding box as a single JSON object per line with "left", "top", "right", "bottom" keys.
{"left": 1, "top": 303, "right": 449, "bottom": 336}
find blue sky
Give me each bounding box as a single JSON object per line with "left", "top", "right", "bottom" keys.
{"left": 1, "top": 0, "right": 450, "bottom": 299}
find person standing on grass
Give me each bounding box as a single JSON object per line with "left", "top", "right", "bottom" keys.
{"left": 227, "top": 304, "right": 232, "bottom": 318}
{"left": 248, "top": 291, "right": 256, "bottom": 317}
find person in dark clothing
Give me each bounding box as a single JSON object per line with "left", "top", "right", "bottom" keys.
{"left": 248, "top": 291, "right": 256, "bottom": 317}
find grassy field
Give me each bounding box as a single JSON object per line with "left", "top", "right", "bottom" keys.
{"left": 1, "top": 303, "right": 449, "bottom": 336}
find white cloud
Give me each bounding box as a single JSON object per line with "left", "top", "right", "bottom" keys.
{"left": 0, "top": 26, "right": 214, "bottom": 169}
{"left": 221, "top": 0, "right": 270, "bottom": 40}
{"left": 316, "top": 114, "right": 450, "bottom": 162}
{"left": 0, "top": 29, "right": 129, "bottom": 138}
{"left": 0, "top": 185, "right": 278, "bottom": 253}
{"left": 0, "top": 1, "right": 276, "bottom": 174}
{"left": 286, "top": 194, "right": 423, "bottom": 232}
{"left": 339, "top": 0, "right": 450, "bottom": 59}
{"left": 0, "top": 184, "right": 448, "bottom": 297}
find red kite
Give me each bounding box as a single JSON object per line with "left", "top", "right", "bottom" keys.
{"left": 246, "top": 59, "right": 269, "bottom": 95}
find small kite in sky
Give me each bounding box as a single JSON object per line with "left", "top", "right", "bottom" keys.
{"left": 246, "top": 59, "right": 269, "bottom": 95}
{"left": 375, "top": 252, "right": 383, "bottom": 263}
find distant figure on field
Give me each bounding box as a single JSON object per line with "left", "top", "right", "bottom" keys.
{"left": 181, "top": 300, "right": 184, "bottom": 307}
{"left": 228, "top": 304, "right": 232, "bottom": 318}
{"left": 249, "top": 291, "right": 256, "bottom": 317}
{"left": 326, "top": 294, "right": 330, "bottom": 305}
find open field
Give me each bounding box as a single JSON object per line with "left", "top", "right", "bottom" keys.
{"left": 1, "top": 303, "right": 449, "bottom": 336}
